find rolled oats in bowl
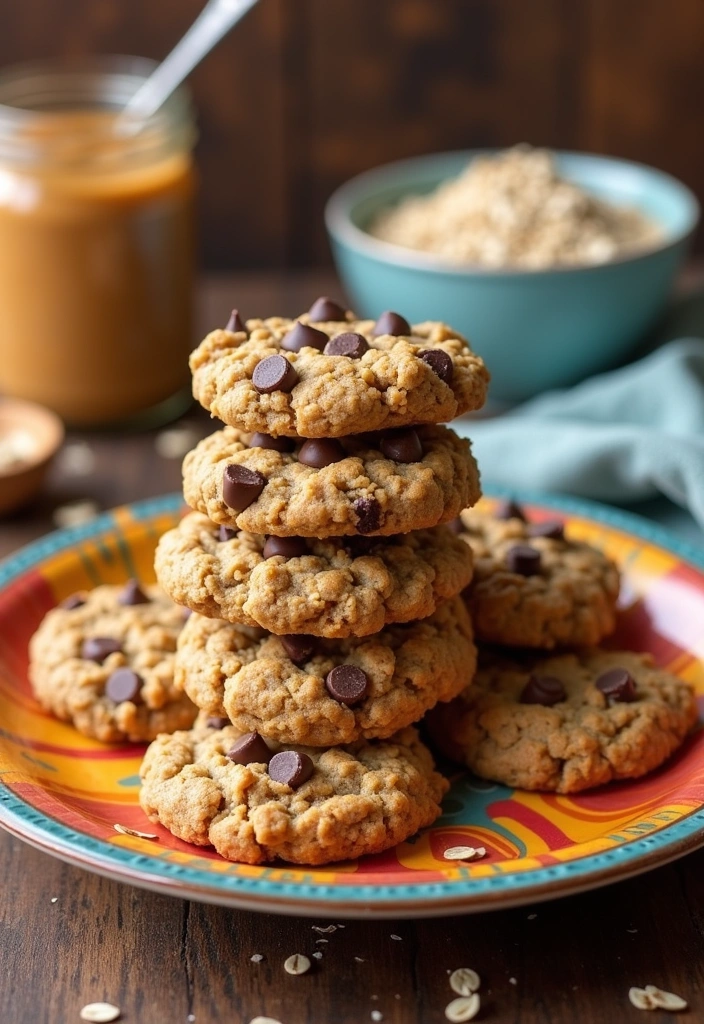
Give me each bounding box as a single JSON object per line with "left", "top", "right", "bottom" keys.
{"left": 368, "top": 145, "right": 661, "bottom": 270}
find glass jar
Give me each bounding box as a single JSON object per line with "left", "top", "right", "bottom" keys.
{"left": 0, "top": 57, "right": 196, "bottom": 426}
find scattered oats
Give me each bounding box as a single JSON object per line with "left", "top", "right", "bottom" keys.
{"left": 155, "top": 425, "right": 201, "bottom": 460}
{"left": 249, "top": 1018, "right": 283, "bottom": 1024}
{"left": 187, "top": 1017, "right": 196, "bottom": 1022}
{"left": 312, "top": 951, "right": 323, "bottom": 960}
{"left": 337, "top": 924, "right": 346, "bottom": 928}
{"left": 509, "top": 977, "right": 517, "bottom": 986}
{"left": 371, "top": 1013, "right": 383, "bottom": 1022}
{"left": 390, "top": 934, "right": 402, "bottom": 941}
{"left": 527, "top": 913, "right": 537, "bottom": 920}
{"left": 445, "top": 994, "right": 480, "bottom": 1022}
{"left": 449, "top": 968, "right": 481, "bottom": 996}
{"left": 354, "top": 957, "right": 366, "bottom": 963}
{"left": 53, "top": 500, "right": 100, "bottom": 529}
{"left": 631, "top": 986, "right": 688, "bottom": 1011}
{"left": 57, "top": 442, "right": 96, "bottom": 476}
{"left": 627, "top": 928, "right": 638, "bottom": 934}
{"left": 283, "top": 954, "right": 311, "bottom": 976}
{"left": 250, "top": 954, "right": 264, "bottom": 963}
{"left": 312, "top": 924, "right": 337, "bottom": 933}
{"left": 113, "top": 823, "right": 158, "bottom": 840}
{"left": 315, "top": 938, "right": 328, "bottom": 944}
{"left": 371, "top": 995, "right": 378, "bottom": 1000}
{"left": 395, "top": 994, "right": 401, "bottom": 1000}
{"left": 50, "top": 897, "right": 58, "bottom": 903}
{"left": 443, "top": 846, "right": 485, "bottom": 862}
{"left": 79, "top": 1004, "right": 121, "bottom": 1023}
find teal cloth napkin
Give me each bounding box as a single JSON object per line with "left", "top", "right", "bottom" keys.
{"left": 456, "top": 338, "right": 704, "bottom": 529}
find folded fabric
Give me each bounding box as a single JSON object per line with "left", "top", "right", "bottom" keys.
{"left": 456, "top": 338, "right": 704, "bottom": 529}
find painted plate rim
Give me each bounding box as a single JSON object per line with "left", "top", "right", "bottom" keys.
{"left": 1, "top": 489, "right": 704, "bottom": 918}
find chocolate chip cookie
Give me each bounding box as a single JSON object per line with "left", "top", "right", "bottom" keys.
{"left": 29, "top": 582, "right": 197, "bottom": 742}
{"left": 183, "top": 424, "right": 480, "bottom": 538}
{"left": 427, "top": 649, "right": 698, "bottom": 793}
{"left": 174, "top": 596, "right": 476, "bottom": 746}
{"left": 155, "top": 511, "right": 473, "bottom": 637}
{"left": 457, "top": 504, "right": 619, "bottom": 648}
{"left": 139, "top": 723, "right": 448, "bottom": 864}
{"left": 190, "top": 305, "right": 489, "bottom": 438}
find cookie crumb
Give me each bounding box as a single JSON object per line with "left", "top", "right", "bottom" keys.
{"left": 445, "top": 994, "right": 480, "bottom": 1022}
{"left": 53, "top": 500, "right": 100, "bottom": 529}
{"left": 449, "top": 968, "right": 481, "bottom": 996}
{"left": 443, "top": 846, "right": 485, "bottom": 862}
{"left": 155, "top": 425, "right": 201, "bottom": 460}
{"left": 283, "top": 954, "right": 311, "bottom": 976}
{"left": 629, "top": 986, "right": 687, "bottom": 1011}
{"left": 79, "top": 1004, "right": 121, "bottom": 1023}
{"left": 113, "top": 823, "right": 158, "bottom": 840}
{"left": 250, "top": 954, "right": 264, "bottom": 963}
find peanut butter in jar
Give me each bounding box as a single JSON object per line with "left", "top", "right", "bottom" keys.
{"left": 0, "top": 58, "right": 196, "bottom": 426}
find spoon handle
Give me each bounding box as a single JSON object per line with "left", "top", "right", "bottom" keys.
{"left": 123, "top": 0, "right": 260, "bottom": 123}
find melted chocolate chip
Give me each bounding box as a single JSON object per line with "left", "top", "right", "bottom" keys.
{"left": 206, "top": 716, "right": 230, "bottom": 729}
{"left": 520, "top": 674, "right": 566, "bottom": 706}
{"left": 249, "top": 432, "right": 296, "bottom": 453}
{"left": 372, "top": 311, "right": 411, "bottom": 336}
{"left": 325, "top": 664, "right": 368, "bottom": 705}
{"left": 596, "top": 668, "right": 637, "bottom": 703}
{"left": 225, "top": 309, "right": 245, "bottom": 333}
{"left": 227, "top": 732, "right": 272, "bottom": 765}
{"left": 495, "top": 499, "right": 526, "bottom": 521}
{"left": 60, "top": 593, "right": 86, "bottom": 610}
{"left": 222, "top": 464, "right": 266, "bottom": 511}
{"left": 308, "top": 296, "right": 346, "bottom": 321}
{"left": 506, "top": 544, "right": 541, "bottom": 576}
{"left": 81, "top": 637, "right": 122, "bottom": 663}
{"left": 268, "top": 750, "right": 314, "bottom": 788}
{"left": 262, "top": 535, "right": 308, "bottom": 559}
{"left": 118, "top": 579, "right": 150, "bottom": 606}
{"left": 380, "top": 429, "right": 423, "bottom": 464}
{"left": 298, "top": 438, "right": 346, "bottom": 468}
{"left": 528, "top": 520, "right": 565, "bottom": 541}
{"left": 105, "top": 668, "right": 143, "bottom": 704}
{"left": 354, "top": 497, "right": 381, "bottom": 534}
{"left": 218, "top": 525, "right": 237, "bottom": 542}
{"left": 419, "top": 349, "right": 453, "bottom": 384}
{"left": 252, "top": 354, "right": 298, "bottom": 394}
{"left": 281, "top": 322, "right": 328, "bottom": 353}
{"left": 280, "top": 634, "right": 316, "bottom": 664}
{"left": 324, "top": 332, "right": 369, "bottom": 358}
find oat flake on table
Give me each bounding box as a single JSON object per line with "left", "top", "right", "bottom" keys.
{"left": 79, "top": 1003, "right": 121, "bottom": 1023}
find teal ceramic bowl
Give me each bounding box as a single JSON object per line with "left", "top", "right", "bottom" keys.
{"left": 325, "top": 150, "right": 700, "bottom": 402}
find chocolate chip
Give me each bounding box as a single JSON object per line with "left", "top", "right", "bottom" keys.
{"left": 344, "top": 535, "right": 377, "bottom": 556}
{"left": 506, "top": 544, "right": 541, "bottom": 576}
{"left": 298, "top": 438, "right": 346, "bottom": 468}
{"left": 60, "top": 593, "right": 86, "bottom": 610}
{"left": 252, "top": 354, "right": 298, "bottom": 394}
{"left": 218, "top": 525, "right": 237, "bottom": 542}
{"left": 520, "top": 674, "right": 566, "bottom": 706}
{"left": 380, "top": 429, "right": 423, "bottom": 464}
{"left": 81, "top": 637, "right": 122, "bottom": 662}
{"left": 596, "top": 668, "right": 637, "bottom": 703}
{"left": 280, "top": 634, "right": 316, "bottom": 664}
{"left": 372, "top": 311, "right": 411, "bottom": 336}
{"left": 105, "top": 668, "right": 143, "bottom": 704}
{"left": 447, "top": 517, "right": 463, "bottom": 534}
{"left": 495, "top": 499, "right": 526, "bottom": 521}
{"left": 325, "top": 664, "right": 368, "bottom": 705}
{"left": 118, "top": 579, "right": 150, "bottom": 606}
{"left": 281, "top": 322, "right": 328, "bottom": 353}
{"left": 262, "top": 535, "right": 308, "bottom": 559}
{"left": 225, "top": 309, "right": 245, "bottom": 333}
{"left": 249, "top": 432, "right": 296, "bottom": 453}
{"left": 324, "top": 332, "right": 369, "bottom": 358}
{"left": 419, "top": 349, "right": 453, "bottom": 384}
{"left": 226, "top": 731, "right": 272, "bottom": 765}
{"left": 308, "top": 297, "right": 346, "bottom": 321}
{"left": 206, "top": 716, "right": 230, "bottom": 729}
{"left": 354, "top": 497, "right": 381, "bottom": 534}
{"left": 268, "top": 749, "right": 314, "bottom": 788}
{"left": 222, "top": 464, "right": 266, "bottom": 511}
{"left": 528, "top": 520, "right": 565, "bottom": 541}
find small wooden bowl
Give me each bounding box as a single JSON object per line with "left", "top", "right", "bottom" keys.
{"left": 0, "top": 398, "right": 64, "bottom": 516}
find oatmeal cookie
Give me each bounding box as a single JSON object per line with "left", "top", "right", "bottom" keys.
{"left": 175, "top": 597, "right": 476, "bottom": 746}
{"left": 427, "top": 649, "right": 698, "bottom": 793}
{"left": 139, "top": 723, "right": 448, "bottom": 865}
{"left": 183, "top": 425, "right": 479, "bottom": 538}
{"left": 190, "top": 308, "right": 489, "bottom": 438}
{"left": 29, "top": 582, "right": 196, "bottom": 742}
{"left": 458, "top": 505, "right": 619, "bottom": 648}
{"left": 155, "top": 512, "right": 473, "bottom": 637}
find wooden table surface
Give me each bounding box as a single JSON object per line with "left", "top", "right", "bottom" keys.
{"left": 3, "top": 272, "right": 704, "bottom": 1024}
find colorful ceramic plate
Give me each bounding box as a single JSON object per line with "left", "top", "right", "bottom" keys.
{"left": 1, "top": 492, "right": 703, "bottom": 918}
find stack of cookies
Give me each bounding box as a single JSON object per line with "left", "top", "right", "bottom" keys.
{"left": 146, "top": 296, "right": 490, "bottom": 865}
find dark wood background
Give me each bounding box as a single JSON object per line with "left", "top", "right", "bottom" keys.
{"left": 2, "top": 0, "right": 703, "bottom": 269}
